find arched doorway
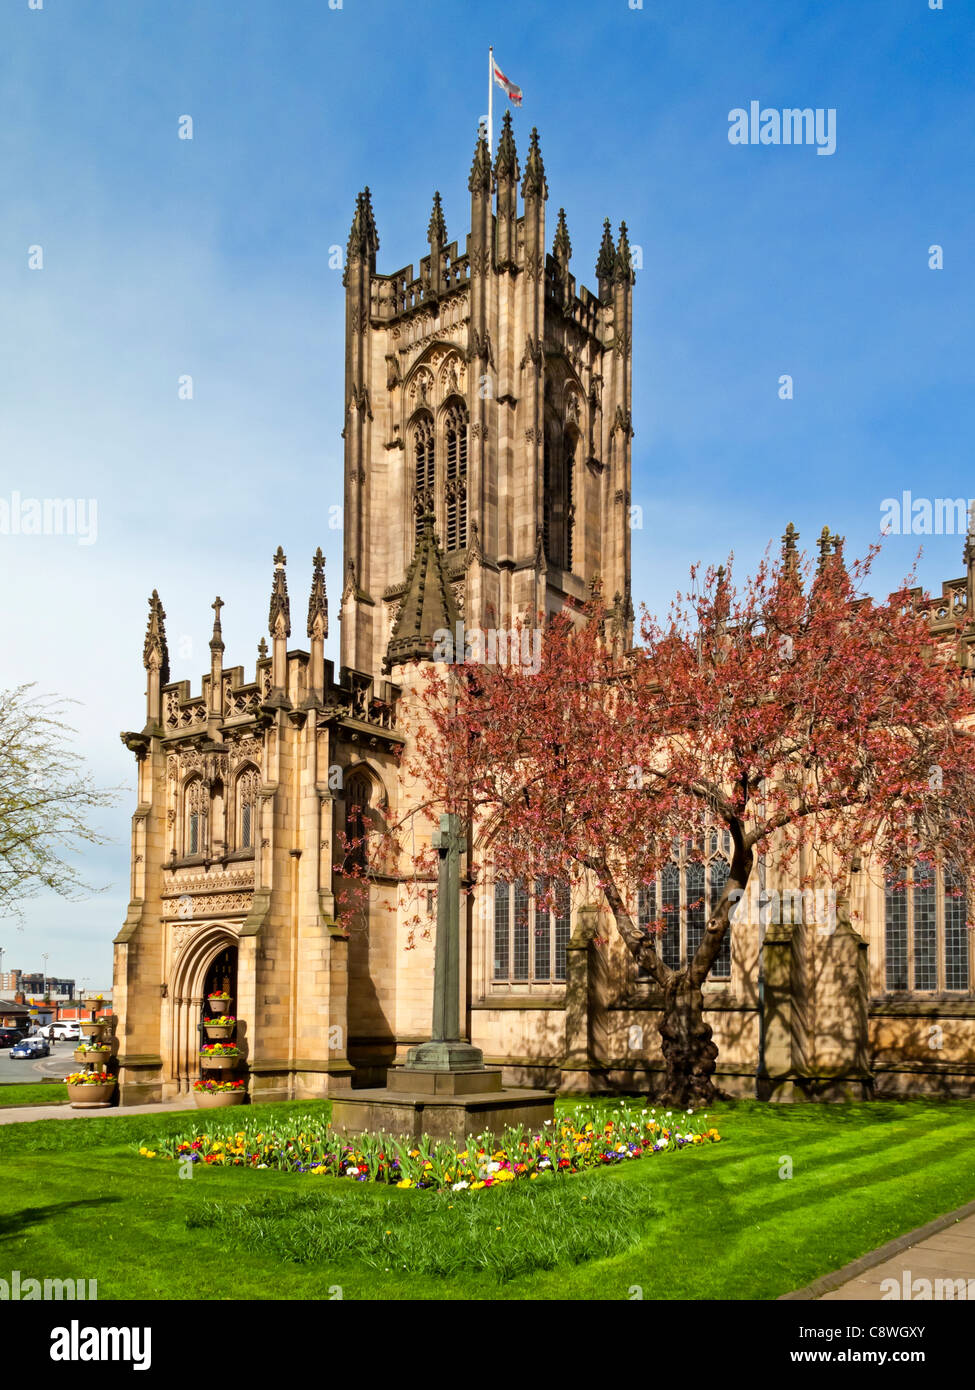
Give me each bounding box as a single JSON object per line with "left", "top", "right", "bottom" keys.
{"left": 198, "top": 944, "right": 238, "bottom": 1084}
{"left": 170, "top": 927, "right": 240, "bottom": 1092}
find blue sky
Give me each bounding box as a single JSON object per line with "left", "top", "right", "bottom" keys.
{"left": 1, "top": 0, "right": 972, "bottom": 983}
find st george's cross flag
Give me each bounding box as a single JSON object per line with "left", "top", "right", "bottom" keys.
{"left": 492, "top": 59, "right": 523, "bottom": 106}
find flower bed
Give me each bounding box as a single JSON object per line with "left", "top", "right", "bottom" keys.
{"left": 141, "top": 1104, "right": 720, "bottom": 1192}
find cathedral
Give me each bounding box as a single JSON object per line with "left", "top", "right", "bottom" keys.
{"left": 113, "top": 118, "right": 974, "bottom": 1106}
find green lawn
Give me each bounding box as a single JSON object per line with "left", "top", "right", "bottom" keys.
{"left": 0, "top": 1082, "right": 67, "bottom": 1108}
{"left": 0, "top": 1097, "right": 973, "bottom": 1300}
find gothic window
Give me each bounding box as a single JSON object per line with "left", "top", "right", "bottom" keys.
{"left": 884, "top": 861, "right": 971, "bottom": 992}
{"left": 542, "top": 422, "right": 575, "bottom": 571}
{"left": 637, "top": 834, "right": 733, "bottom": 981}
{"left": 210, "top": 777, "right": 225, "bottom": 856}
{"left": 563, "top": 426, "right": 578, "bottom": 570}
{"left": 493, "top": 879, "right": 570, "bottom": 985}
{"left": 543, "top": 432, "right": 554, "bottom": 563}
{"left": 444, "top": 402, "right": 468, "bottom": 551}
{"left": 343, "top": 771, "right": 372, "bottom": 872}
{"left": 412, "top": 413, "right": 435, "bottom": 542}
{"left": 184, "top": 777, "right": 208, "bottom": 858}
{"left": 235, "top": 766, "right": 259, "bottom": 851}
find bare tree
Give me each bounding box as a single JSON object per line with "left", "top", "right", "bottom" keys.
{"left": 0, "top": 685, "right": 119, "bottom": 917}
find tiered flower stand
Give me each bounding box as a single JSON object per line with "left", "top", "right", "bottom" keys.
{"left": 67, "top": 1002, "right": 117, "bottom": 1108}
{"left": 195, "top": 994, "right": 247, "bottom": 1108}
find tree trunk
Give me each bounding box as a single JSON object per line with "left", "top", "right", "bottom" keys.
{"left": 596, "top": 840, "right": 749, "bottom": 1107}
{"left": 658, "top": 969, "right": 720, "bottom": 1106}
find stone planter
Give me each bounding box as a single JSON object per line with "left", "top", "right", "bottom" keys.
{"left": 193, "top": 1090, "right": 246, "bottom": 1109}
{"left": 204, "top": 1023, "right": 235, "bottom": 1040}
{"left": 73, "top": 1047, "right": 110, "bottom": 1065}
{"left": 207, "top": 997, "right": 231, "bottom": 1015}
{"left": 80, "top": 1020, "right": 107, "bottom": 1040}
{"left": 199, "top": 1053, "right": 239, "bottom": 1071}
{"left": 67, "top": 1081, "right": 116, "bottom": 1109}
{"left": 82, "top": 999, "right": 104, "bottom": 1012}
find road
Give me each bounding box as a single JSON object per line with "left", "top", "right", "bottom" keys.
{"left": 0, "top": 1039, "right": 81, "bottom": 1084}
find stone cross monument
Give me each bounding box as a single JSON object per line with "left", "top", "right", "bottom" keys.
{"left": 405, "top": 813, "right": 485, "bottom": 1072}
{"left": 330, "top": 810, "right": 554, "bottom": 1138}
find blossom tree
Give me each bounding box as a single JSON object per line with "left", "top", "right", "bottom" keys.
{"left": 348, "top": 532, "right": 975, "bottom": 1105}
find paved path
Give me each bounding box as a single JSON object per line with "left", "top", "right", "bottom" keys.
{"left": 784, "top": 1200, "right": 975, "bottom": 1300}
{"left": 0, "top": 1097, "right": 197, "bottom": 1125}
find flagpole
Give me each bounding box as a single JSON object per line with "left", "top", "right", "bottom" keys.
{"left": 488, "top": 45, "right": 493, "bottom": 156}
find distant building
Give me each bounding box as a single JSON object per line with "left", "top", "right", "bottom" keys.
{"left": 2, "top": 971, "right": 77, "bottom": 999}
{"left": 0, "top": 998, "right": 33, "bottom": 1030}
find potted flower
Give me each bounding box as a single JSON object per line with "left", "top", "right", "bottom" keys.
{"left": 207, "top": 991, "right": 232, "bottom": 1015}
{"left": 192, "top": 1078, "right": 247, "bottom": 1109}
{"left": 203, "top": 1014, "right": 236, "bottom": 1040}
{"left": 73, "top": 1042, "right": 112, "bottom": 1065}
{"left": 83, "top": 992, "right": 105, "bottom": 1011}
{"left": 199, "top": 1042, "right": 240, "bottom": 1071}
{"left": 80, "top": 1017, "right": 108, "bottom": 1040}
{"left": 65, "top": 1070, "right": 117, "bottom": 1108}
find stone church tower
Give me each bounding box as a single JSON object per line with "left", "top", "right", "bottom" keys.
{"left": 111, "top": 122, "right": 636, "bottom": 1106}
{"left": 341, "top": 112, "right": 635, "bottom": 678}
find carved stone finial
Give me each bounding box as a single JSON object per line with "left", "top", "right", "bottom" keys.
{"left": 816, "top": 525, "right": 833, "bottom": 575}
{"left": 257, "top": 636, "right": 268, "bottom": 661}
{"left": 468, "top": 131, "right": 492, "bottom": 193}
{"left": 552, "top": 207, "right": 572, "bottom": 263}
{"left": 714, "top": 565, "right": 731, "bottom": 623}
{"left": 831, "top": 533, "right": 847, "bottom": 578}
{"left": 307, "top": 546, "right": 328, "bottom": 641}
{"left": 494, "top": 109, "right": 518, "bottom": 181}
{"left": 427, "top": 191, "right": 447, "bottom": 247}
{"left": 344, "top": 187, "right": 379, "bottom": 282}
{"left": 779, "top": 522, "right": 802, "bottom": 590}
{"left": 465, "top": 518, "right": 483, "bottom": 569}
{"left": 143, "top": 589, "right": 170, "bottom": 685}
{"left": 782, "top": 522, "right": 799, "bottom": 563}
{"left": 269, "top": 546, "right": 291, "bottom": 639}
{"left": 596, "top": 217, "right": 615, "bottom": 283}
{"left": 534, "top": 523, "right": 547, "bottom": 570}
{"left": 343, "top": 556, "right": 358, "bottom": 602}
{"left": 614, "top": 221, "right": 634, "bottom": 283}
{"left": 521, "top": 127, "right": 547, "bottom": 201}
{"left": 209, "top": 596, "right": 225, "bottom": 654}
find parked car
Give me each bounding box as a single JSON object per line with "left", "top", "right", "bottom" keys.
{"left": 0, "top": 1028, "right": 26, "bottom": 1048}
{"left": 51, "top": 1022, "right": 82, "bottom": 1043}
{"left": 10, "top": 1038, "right": 49, "bottom": 1058}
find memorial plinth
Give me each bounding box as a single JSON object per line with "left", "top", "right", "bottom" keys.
{"left": 331, "top": 813, "right": 555, "bottom": 1141}
{"left": 331, "top": 1069, "right": 554, "bottom": 1142}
